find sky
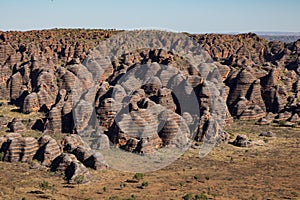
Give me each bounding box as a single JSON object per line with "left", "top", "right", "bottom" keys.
{"left": 1, "top": 0, "right": 300, "bottom": 33}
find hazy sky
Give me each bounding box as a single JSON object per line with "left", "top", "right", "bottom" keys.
{"left": 1, "top": 0, "right": 299, "bottom": 33}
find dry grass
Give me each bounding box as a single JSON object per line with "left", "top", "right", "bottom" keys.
{"left": 0, "top": 103, "right": 69, "bottom": 142}
{"left": 0, "top": 101, "right": 45, "bottom": 138}
{"left": 0, "top": 105, "right": 299, "bottom": 199}
{"left": 0, "top": 100, "right": 44, "bottom": 120}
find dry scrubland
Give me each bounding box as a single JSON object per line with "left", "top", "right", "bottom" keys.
{"left": 0, "top": 117, "right": 299, "bottom": 200}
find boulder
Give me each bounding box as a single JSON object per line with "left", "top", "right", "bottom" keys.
{"left": 61, "top": 134, "right": 90, "bottom": 152}
{"left": 230, "top": 135, "right": 252, "bottom": 147}
{"left": 83, "top": 152, "right": 108, "bottom": 170}
{"left": 259, "top": 131, "right": 276, "bottom": 137}
{"left": 71, "top": 146, "right": 93, "bottom": 162}
{"left": 50, "top": 153, "right": 91, "bottom": 184}
{"left": 289, "top": 113, "right": 300, "bottom": 123}
{"left": 65, "top": 160, "right": 91, "bottom": 184}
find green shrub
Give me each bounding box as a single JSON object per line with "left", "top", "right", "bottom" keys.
{"left": 0, "top": 152, "right": 4, "bottom": 161}
{"left": 133, "top": 173, "right": 144, "bottom": 181}
{"left": 182, "top": 193, "right": 193, "bottom": 200}
{"left": 38, "top": 181, "right": 52, "bottom": 191}
{"left": 141, "top": 181, "right": 148, "bottom": 188}
{"left": 124, "top": 194, "right": 136, "bottom": 200}
{"left": 120, "top": 183, "right": 126, "bottom": 189}
{"left": 182, "top": 193, "right": 208, "bottom": 200}
{"left": 291, "top": 191, "right": 298, "bottom": 197}
{"left": 179, "top": 182, "right": 184, "bottom": 187}
{"left": 109, "top": 196, "right": 120, "bottom": 200}
{"left": 278, "top": 121, "right": 286, "bottom": 126}
{"left": 263, "top": 138, "right": 269, "bottom": 143}
{"left": 74, "top": 175, "right": 85, "bottom": 185}
{"left": 194, "top": 175, "right": 200, "bottom": 180}
{"left": 195, "top": 194, "right": 208, "bottom": 200}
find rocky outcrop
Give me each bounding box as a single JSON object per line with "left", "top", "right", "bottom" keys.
{"left": 191, "top": 33, "right": 300, "bottom": 124}
{"left": 0, "top": 30, "right": 299, "bottom": 159}
{"left": 1, "top": 29, "right": 300, "bottom": 184}
{"left": 230, "top": 135, "right": 252, "bottom": 147}
{"left": 61, "top": 134, "right": 108, "bottom": 169}
{"left": 83, "top": 152, "right": 108, "bottom": 170}
{"left": 0, "top": 133, "right": 38, "bottom": 162}
{"left": 50, "top": 153, "right": 91, "bottom": 184}
{"left": 61, "top": 134, "right": 89, "bottom": 152}
{"left": 110, "top": 99, "right": 164, "bottom": 154}
{"left": 259, "top": 131, "right": 276, "bottom": 137}
{"left": 0, "top": 132, "right": 105, "bottom": 183}
{"left": 22, "top": 92, "right": 40, "bottom": 113}
{"left": 7, "top": 118, "right": 27, "bottom": 132}
{"left": 44, "top": 107, "right": 62, "bottom": 134}
{"left": 230, "top": 134, "right": 265, "bottom": 147}
{"left": 34, "top": 135, "right": 62, "bottom": 166}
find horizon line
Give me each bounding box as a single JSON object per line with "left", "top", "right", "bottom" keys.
{"left": 1, "top": 27, "right": 300, "bottom": 36}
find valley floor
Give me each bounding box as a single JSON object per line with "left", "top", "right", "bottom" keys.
{"left": 0, "top": 121, "right": 299, "bottom": 200}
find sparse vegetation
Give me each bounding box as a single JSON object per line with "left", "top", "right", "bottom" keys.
{"left": 124, "top": 194, "right": 137, "bottom": 200}
{"left": 120, "top": 183, "right": 126, "bottom": 189}
{"left": 0, "top": 152, "right": 4, "bottom": 161}
{"left": 74, "top": 175, "right": 85, "bottom": 185}
{"left": 291, "top": 191, "right": 298, "bottom": 197}
{"left": 278, "top": 120, "right": 287, "bottom": 126}
{"left": 182, "top": 193, "right": 194, "bottom": 200}
{"left": 193, "top": 175, "right": 200, "bottom": 180}
{"left": 195, "top": 193, "right": 208, "bottom": 200}
{"left": 0, "top": 114, "right": 299, "bottom": 199}
{"left": 0, "top": 27, "right": 300, "bottom": 200}
{"left": 109, "top": 196, "right": 120, "bottom": 200}
{"left": 180, "top": 181, "right": 184, "bottom": 188}
{"left": 263, "top": 138, "right": 269, "bottom": 143}
{"left": 103, "top": 186, "right": 107, "bottom": 192}
{"left": 140, "top": 181, "right": 148, "bottom": 189}
{"left": 133, "top": 173, "right": 144, "bottom": 181}
{"left": 38, "top": 180, "right": 52, "bottom": 191}
{"left": 183, "top": 193, "right": 208, "bottom": 200}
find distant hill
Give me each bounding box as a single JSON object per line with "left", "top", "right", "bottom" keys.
{"left": 256, "top": 32, "right": 300, "bottom": 43}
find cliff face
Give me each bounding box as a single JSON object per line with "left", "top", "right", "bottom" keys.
{"left": 0, "top": 29, "right": 300, "bottom": 140}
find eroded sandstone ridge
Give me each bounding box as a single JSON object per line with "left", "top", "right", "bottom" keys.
{"left": 191, "top": 33, "right": 300, "bottom": 124}
{"left": 1, "top": 30, "right": 299, "bottom": 125}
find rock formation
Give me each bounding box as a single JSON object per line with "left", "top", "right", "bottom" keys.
{"left": 0, "top": 29, "right": 299, "bottom": 165}
{"left": 0, "top": 29, "right": 300, "bottom": 183}
{"left": 0, "top": 133, "right": 38, "bottom": 162}
{"left": 34, "top": 135, "right": 62, "bottom": 166}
